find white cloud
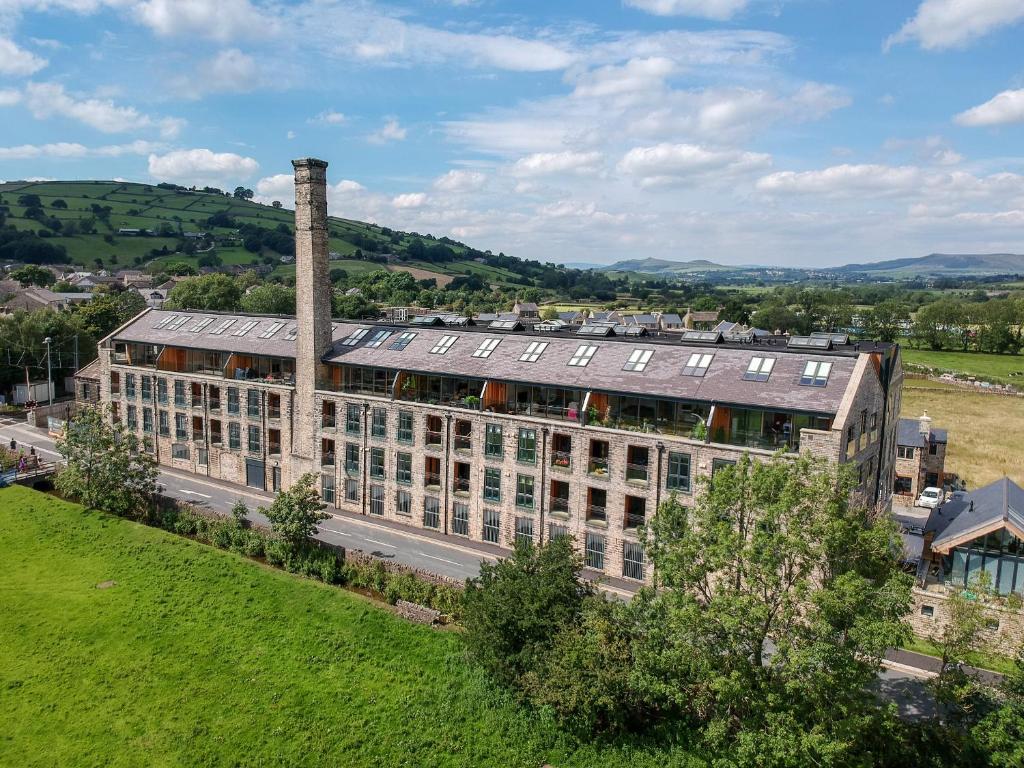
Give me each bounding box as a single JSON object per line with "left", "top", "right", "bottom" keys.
{"left": 569, "top": 56, "right": 674, "bottom": 99}
{"left": 24, "top": 82, "right": 184, "bottom": 137}
{"left": 204, "top": 48, "right": 259, "bottom": 93}
{"left": 368, "top": 118, "right": 406, "bottom": 144}
{"left": 0, "top": 88, "right": 21, "bottom": 105}
{"left": 0, "top": 37, "right": 47, "bottom": 75}
{"left": 757, "top": 164, "right": 923, "bottom": 196}
{"left": 618, "top": 143, "right": 771, "bottom": 187}
{"left": 955, "top": 89, "right": 1024, "bottom": 127}
{"left": 511, "top": 151, "right": 604, "bottom": 177}
{"left": 392, "top": 192, "right": 427, "bottom": 208}
{"left": 132, "top": 0, "right": 274, "bottom": 43}
{"left": 286, "top": 130, "right": 295, "bottom": 139}
{"left": 624, "top": 0, "right": 748, "bottom": 20}
{"left": 310, "top": 110, "right": 347, "bottom": 126}
{"left": 253, "top": 173, "right": 365, "bottom": 208}
{"left": 882, "top": 135, "right": 962, "bottom": 165}
{"left": 0, "top": 139, "right": 161, "bottom": 160}
{"left": 886, "top": 0, "right": 1024, "bottom": 50}
{"left": 148, "top": 148, "right": 259, "bottom": 186}
{"left": 434, "top": 169, "right": 486, "bottom": 192}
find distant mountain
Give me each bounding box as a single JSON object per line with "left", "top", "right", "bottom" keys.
{"left": 835, "top": 253, "right": 1024, "bottom": 276}
{"left": 605, "top": 257, "right": 733, "bottom": 274}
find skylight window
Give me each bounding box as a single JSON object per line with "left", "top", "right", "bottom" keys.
{"left": 285, "top": 326, "right": 298, "bottom": 340}
{"left": 519, "top": 341, "right": 548, "bottom": 362}
{"left": 623, "top": 349, "right": 653, "bottom": 372}
{"left": 189, "top": 318, "right": 214, "bottom": 333}
{"left": 210, "top": 319, "right": 236, "bottom": 335}
{"left": 743, "top": 356, "right": 776, "bottom": 382}
{"left": 800, "top": 361, "right": 832, "bottom": 387}
{"left": 232, "top": 320, "right": 258, "bottom": 337}
{"left": 472, "top": 338, "right": 501, "bottom": 358}
{"left": 365, "top": 330, "right": 393, "bottom": 348}
{"left": 341, "top": 328, "right": 369, "bottom": 347}
{"left": 388, "top": 331, "right": 417, "bottom": 351}
{"left": 429, "top": 335, "right": 458, "bottom": 355}
{"left": 682, "top": 352, "right": 713, "bottom": 377}
{"left": 568, "top": 344, "right": 598, "bottom": 367}
{"left": 166, "top": 315, "right": 192, "bottom": 331}
{"left": 154, "top": 314, "right": 177, "bottom": 329}
{"left": 258, "top": 321, "right": 285, "bottom": 339}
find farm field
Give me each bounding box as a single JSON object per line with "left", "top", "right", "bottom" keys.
{"left": 0, "top": 486, "right": 698, "bottom": 768}
{"left": 902, "top": 348, "right": 1024, "bottom": 386}
{"left": 900, "top": 381, "right": 1024, "bottom": 488}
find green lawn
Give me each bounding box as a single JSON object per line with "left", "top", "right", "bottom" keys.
{"left": 902, "top": 348, "right": 1024, "bottom": 385}
{"left": 0, "top": 487, "right": 698, "bottom": 768}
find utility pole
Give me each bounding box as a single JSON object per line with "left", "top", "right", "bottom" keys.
{"left": 43, "top": 337, "right": 52, "bottom": 406}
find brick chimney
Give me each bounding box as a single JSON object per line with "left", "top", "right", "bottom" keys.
{"left": 291, "top": 158, "right": 332, "bottom": 471}
{"left": 918, "top": 410, "right": 932, "bottom": 440}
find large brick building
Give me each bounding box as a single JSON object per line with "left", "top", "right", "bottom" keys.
{"left": 79, "top": 158, "right": 904, "bottom": 584}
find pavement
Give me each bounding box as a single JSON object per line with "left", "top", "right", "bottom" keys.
{"left": 0, "top": 415, "right": 1005, "bottom": 720}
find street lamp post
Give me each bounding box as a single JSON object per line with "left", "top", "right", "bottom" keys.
{"left": 43, "top": 337, "right": 52, "bottom": 407}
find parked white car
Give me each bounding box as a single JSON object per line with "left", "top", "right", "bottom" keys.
{"left": 916, "top": 487, "right": 944, "bottom": 509}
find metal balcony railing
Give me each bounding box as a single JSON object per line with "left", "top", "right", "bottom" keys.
{"left": 453, "top": 477, "right": 470, "bottom": 494}
{"left": 551, "top": 497, "right": 569, "bottom": 515}
{"left": 454, "top": 436, "right": 472, "bottom": 452}
{"left": 424, "top": 472, "right": 441, "bottom": 488}
{"left": 588, "top": 457, "right": 609, "bottom": 476}
{"left": 586, "top": 504, "right": 606, "bottom": 522}
{"left": 550, "top": 451, "right": 572, "bottom": 470}
{"left": 322, "top": 415, "right": 336, "bottom": 428}
{"left": 625, "top": 511, "right": 646, "bottom": 529}
{"left": 625, "top": 463, "right": 649, "bottom": 483}
{"left": 425, "top": 429, "right": 443, "bottom": 447}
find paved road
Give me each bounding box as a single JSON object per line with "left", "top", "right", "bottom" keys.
{"left": 0, "top": 417, "right": 1002, "bottom": 720}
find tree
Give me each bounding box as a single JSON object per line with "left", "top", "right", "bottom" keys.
{"left": 463, "top": 536, "right": 594, "bottom": 687}
{"left": 272, "top": 200, "right": 282, "bottom": 209}
{"left": 333, "top": 293, "right": 378, "bottom": 319}
{"left": 73, "top": 290, "right": 146, "bottom": 338}
{"left": 863, "top": 299, "right": 911, "bottom": 343}
{"left": 165, "top": 274, "right": 243, "bottom": 311}
{"left": 10, "top": 264, "right": 55, "bottom": 288}
{"left": 51, "top": 199, "right": 67, "bottom": 209}
{"left": 196, "top": 252, "right": 222, "bottom": 269}
{"left": 240, "top": 283, "right": 296, "bottom": 315}
{"left": 233, "top": 186, "right": 254, "bottom": 200}
{"left": 635, "top": 455, "right": 912, "bottom": 762}
{"left": 261, "top": 472, "right": 327, "bottom": 551}
{"left": 539, "top": 306, "right": 559, "bottom": 320}
{"left": 930, "top": 582, "right": 988, "bottom": 723}
{"left": 973, "top": 643, "right": 1024, "bottom": 767}
{"left": 55, "top": 405, "right": 158, "bottom": 520}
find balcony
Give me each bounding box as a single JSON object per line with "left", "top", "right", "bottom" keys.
{"left": 625, "top": 463, "right": 649, "bottom": 483}
{"left": 269, "top": 406, "right": 281, "bottom": 421}
{"left": 322, "top": 416, "right": 336, "bottom": 429}
{"left": 551, "top": 496, "right": 569, "bottom": 516}
{"left": 625, "top": 510, "right": 646, "bottom": 529}
{"left": 586, "top": 504, "right": 606, "bottom": 523}
{"left": 550, "top": 451, "right": 572, "bottom": 471}
{"left": 424, "top": 472, "right": 441, "bottom": 489}
{"left": 454, "top": 435, "right": 472, "bottom": 452}
{"left": 453, "top": 477, "right": 470, "bottom": 495}
{"left": 269, "top": 442, "right": 282, "bottom": 457}
{"left": 425, "top": 429, "right": 443, "bottom": 448}
{"left": 209, "top": 399, "right": 221, "bottom": 413}
{"left": 587, "top": 457, "right": 610, "bottom": 478}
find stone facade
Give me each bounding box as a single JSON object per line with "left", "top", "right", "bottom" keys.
{"left": 911, "top": 586, "right": 1024, "bottom": 657}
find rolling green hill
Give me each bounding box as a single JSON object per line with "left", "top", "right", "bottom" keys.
{"left": 0, "top": 180, "right": 525, "bottom": 286}
{"left": 606, "top": 256, "right": 734, "bottom": 274}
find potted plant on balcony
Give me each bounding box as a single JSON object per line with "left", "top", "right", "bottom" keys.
{"left": 464, "top": 395, "right": 480, "bottom": 409}
{"left": 553, "top": 454, "right": 570, "bottom": 468}
{"left": 692, "top": 420, "right": 707, "bottom": 441}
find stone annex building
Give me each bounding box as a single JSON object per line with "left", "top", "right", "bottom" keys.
{"left": 79, "top": 158, "right": 904, "bottom": 584}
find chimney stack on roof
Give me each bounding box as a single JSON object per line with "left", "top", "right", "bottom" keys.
{"left": 918, "top": 410, "right": 932, "bottom": 439}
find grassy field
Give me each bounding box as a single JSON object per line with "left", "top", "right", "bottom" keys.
{"left": 901, "top": 381, "right": 1024, "bottom": 487}
{"left": 902, "top": 348, "right": 1024, "bottom": 386}
{"left": 0, "top": 486, "right": 699, "bottom": 768}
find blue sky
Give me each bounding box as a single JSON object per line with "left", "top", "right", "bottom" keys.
{"left": 1, "top": 0, "right": 1023, "bottom": 267}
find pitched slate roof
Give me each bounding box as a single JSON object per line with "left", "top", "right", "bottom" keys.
{"left": 930, "top": 477, "right": 1024, "bottom": 553}
{"left": 897, "top": 417, "right": 948, "bottom": 448}
{"left": 112, "top": 309, "right": 866, "bottom": 414}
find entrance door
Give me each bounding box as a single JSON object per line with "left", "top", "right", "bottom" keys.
{"left": 245, "top": 458, "right": 265, "bottom": 490}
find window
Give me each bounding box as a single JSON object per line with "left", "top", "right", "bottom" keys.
{"left": 285, "top": 326, "right": 298, "bottom": 340}
{"left": 682, "top": 353, "right": 713, "bottom": 377}
{"left": 515, "top": 517, "right": 534, "bottom": 546}
{"left": 519, "top": 341, "right": 548, "bottom": 362}
{"left": 190, "top": 317, "right": 214, "bottom": 333}
{"left": 227, "top": 387, "right": 239, "bottom": 415}
{"left": 126, "top": 405, "right": 137, "bottom": 429}
{"left": 743, "top": 356, "right": 776, "bottom": 382}
{"left": 175, "top": 413, "right": 188, "bottom": 440}
{"left": 141, "top": 376, "right": 152, "bottom": 402}
{"left": 485, "top": 424, "right": 503, "bottom": 458}
{"left": 800, "top": 361, "right": 832, "bottom": 387}
{"left": 929, "top": 442, "right": 938, "bottom": 456}
{"left": 247, "top": 425, "right": 260, "bottom": 452}
{"left": 174, "top": 380, "right": 186, "bottom": 407}
{"left": 921, "top": 605, "right": 934, "bottom": 618}
{"left": 623, "top": 348, "right": 653, "bottom": 372}
{"left": 228, "top": 422, "right": 240, "bottom": 449}
{"left": 371, "top": 407, "right": 387, "bottom": 438}
{"left": 626, "top": 445, "right": 649, "bottom": 483}
{"left": 157, "top": 378, "right": 168, "bottom": 405}
{"left": 452, "top": 502, "right": 469, "bottom": 536}
{"left": 370, "top": 485, "right": 385, "bottom": 516}
{"left": 516, "top": 474, "right": 535, "bottom": 509}
{"left": 396, "top": 452, "right": 412, "bottom": 484}
{"left": 587, "top": 487, "right": 607, "bottom": 522}
{"left": 549, "top": 523, "right": 569, "bottom": 540}
{"left": 172, "top": 443, "right": 190, "bottom": 460}
{"left": 345, "top": 443, "right": 360, "bottom": 475}
{"left": 429, "top": 335, "right": 458, "bottom": 354}
{"left": 568, "top": 344, "right": 598, "bottom": 367}
{"left": 585, "top": 533, "right": 605, "bottom": 570}
{"left": 625, "top": 496, "right": 647, "bottom": 529}
{"left": 258, "top": 321, "right": 285, "bottom": 339}
{"left": 159, "top": 410, "right": 170, "bottom": 437}
{"left": 472, "top": 337, "right": 501, "bottom": 358}
{"left": 321, "top": 475, "right": 336, "bottom": 504}
{"left": 198, "top": 448, "right": 208, "bottom": 466}
{"left": 712, "top": 458, "right": 736, "bottom": 476}
{"left": 483, "top": 468, "right": 501, "bottom": 502}
{"left": 125, "top": 374, "right": 136, "bottom": 399}
{"left": 667, "top": 452, "right": 691, "bottom": 492}
{"left": 142, "top": 407, "right": 153, "bottom": 434}
{"left": 370, "top": 447, "right": 385, "bottom": 479}
{"left": 423, "top": 497, "right": 440, "bottom": 529}
{"left": 397, "top": 411, "right": 414, "bottom": 444}
{"left": 623, "top": 542, "right": 646, "bottom": 581}
{"left": 247, "top": 389, "right": 261, "bottom": 418}
{"left": 346, "top": 404, "right": 361, "bottom": 434}
{"left": 322, "top": 401, "right": 336, "bottom": 428}
{"left": 166, "top": 315, "right": 191, "bottom": 330}
{"left": 341, "top": 327, "right": 369, "bottom": 346}
{"left": 210, "top": 318, "right": 236, "bottom": 335}
{"left": 483, "top": 509, "right": 500, "bottom": 543}
{"left": 366, "top": 329, "right": 393, "bottom": 348}
{"left": 897, "top": 446, "right": 914, "bottom": 459}
{"left": 388, "top": 331, "right": 417, "bottom": 351}
{"left": 232, "top": 320, "right": 258, "bottom": 336}
{"left": 345, "top": 478, "right": 359, "bottom": 502}
{"left": 517, "top": 428, "right": 537, "bottom": 463}
{"left": 396, "top": 490, "right": 411, "bottom": 516}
